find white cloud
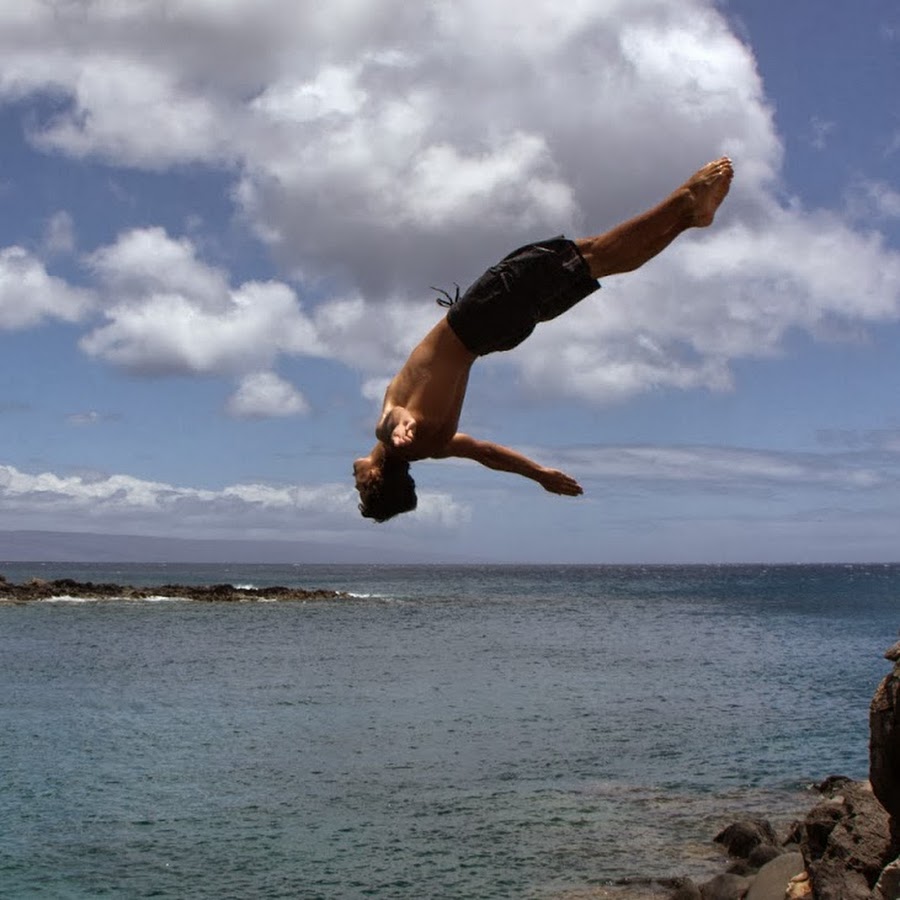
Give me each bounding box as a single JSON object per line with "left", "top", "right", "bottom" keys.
{"left": 809, "top": 116, "right": 836, "bottom": 151}
{"left": 0, "top": 246, "right": 94, "bottom": 330}
{"left": 88, "top": 227, "right": 231, "bottom": 310}
{"left": 0, "top": 462, "right": 470, "bottom": 537}
{"left": 251, "top": 63, "right": 368, "bottom": 122}
{"left": 310, "top": 294, "right": 439, "bottom": 374}
{"left": 817, "top": 427, "right": 900, "bottom": 453}
{"left": 226, "top": 371, "right": 309, "bottom": 419}
{"left": 887, "top": 130, "right": 900, "bottom": 158}
{"left": 845, "top": 179, "right": 900, "bottom": 221}
{"left": 553, "top": 444, "right": 893, "bottom": 492}
{"left": 81, "top": 227, "right": 323, "bottom": 375}
{"left": 43, "top": 211, "right": 76, "bottom": 256}
{"left": 28, "top": 56, "right": 233, "bottom": 169}
{"left": 410, "top": 491, "right": 471, "bottom": 529}
{"left": 67, "top": 411, "right": 105, "bottom": 426}
{"left": 0, "top": 462, "right": 347, "bottom": 535}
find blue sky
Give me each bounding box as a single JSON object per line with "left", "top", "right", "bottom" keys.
{"left": 1, "top": 0, "right": 899, "bottom": 564}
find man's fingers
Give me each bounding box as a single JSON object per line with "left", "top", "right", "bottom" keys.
{"left": 392, "top": 420, "right": 415, "bottom": 447}
{"left": 543, "top": 470, "right": 583, "bottom": 496}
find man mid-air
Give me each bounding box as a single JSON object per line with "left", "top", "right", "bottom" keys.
{"left": 354, "top": 157, "right": 734, "bottom": 522}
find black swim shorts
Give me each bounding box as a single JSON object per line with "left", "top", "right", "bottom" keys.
{"left": 444, "top": 236, "right": 599, "bottom": 356}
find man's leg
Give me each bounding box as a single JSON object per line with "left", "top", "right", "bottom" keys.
{"left": 575, "top": 157, "right": 733, "bottom": 280}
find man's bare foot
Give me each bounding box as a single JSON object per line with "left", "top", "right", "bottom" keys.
{"left": 685, "top": 157, "right": 733, "bottom": 227}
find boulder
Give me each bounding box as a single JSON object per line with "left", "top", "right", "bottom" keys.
{"left": 670, "top": 878, "right": 702, "bottom": 900}
{"left": 871, "top": 644, "right": 900, "bottom": 824}
{"left": 714, "top": 820, "right": 778, "bottom": 860}
{"left": 725, "top": 861, "right": 755, "bottom": 877}
{"left": 746, "top": 844, "right": 782, "bottom": 870}
{"left": 793, "top": 779, "right": 894, "bottom": 900}
{"left": 745, "top": 852, "right": 804, "bottom": 900}
{"left": 699, "top": 873, "right": 752, "bottom": 900}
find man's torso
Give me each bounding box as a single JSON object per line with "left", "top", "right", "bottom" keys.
{"left": 380, "top": 319, "right": 476, "bottom": 459}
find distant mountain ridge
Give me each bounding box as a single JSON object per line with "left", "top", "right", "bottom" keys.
{"left": 0, "top": 529, "right": 462, "bottom": 564}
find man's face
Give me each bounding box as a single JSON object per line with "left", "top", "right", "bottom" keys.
{"left": 352, "top": 457, "right": 378, "bottom": 495}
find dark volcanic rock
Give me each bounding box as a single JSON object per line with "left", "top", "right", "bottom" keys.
{"left": 714, "top": 820, "right": 778, "bottom": 860}
{"left": 0, "top": 575, "right": 349, "bottom": 604}
{"left": 792, "top": 779, "right": 894, "bottom": 900}
{"left": 670, "top": 878, "right": 702, "bottom": 900}
{"left": 699, "top": 873, "right": 752, "bottom": 900}
{"left": 746, "top": 844, "right": 782, "bottom": 870}
{"left": 871, "top": 646, "right": 900, "bottom": 823}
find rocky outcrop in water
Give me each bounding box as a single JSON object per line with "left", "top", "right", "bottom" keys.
{"left": 868, "top": 640, "right": 900, "bottom": 899}
{"left": 0, "top": 574, "right": 349, "bottom": 603}
{"left": 871, "top": 641, "right": 900, "bottom": 827}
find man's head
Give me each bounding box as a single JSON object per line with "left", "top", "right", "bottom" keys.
{"left": 354, "top": 453, "right": 417, "bottom": 522}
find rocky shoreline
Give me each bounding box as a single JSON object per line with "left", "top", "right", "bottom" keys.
{"left": 600, "top": 641, "right": 900, "bottom": 900}
{"left": 0, "top": 574, "right": 349, "bottom": 604}
{"left": 598, "top": 776, "right": 893, "bottom": 900}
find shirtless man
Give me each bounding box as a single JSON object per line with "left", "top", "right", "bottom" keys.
{"left": 354, "top": 157, "right": 734, "bottom": 522}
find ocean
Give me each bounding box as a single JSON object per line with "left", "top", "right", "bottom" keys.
{"left": 2, "top": 563, "right": 898, "bottom": 899}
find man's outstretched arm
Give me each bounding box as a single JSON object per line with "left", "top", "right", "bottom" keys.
{"left": 439, "top": 434, "right": 583, "bottom": 496}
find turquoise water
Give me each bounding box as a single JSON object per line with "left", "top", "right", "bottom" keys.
{"left": 2, "top": 564, "right": 898, "bottom": 898}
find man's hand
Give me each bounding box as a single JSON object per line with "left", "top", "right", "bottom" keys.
{"left": 537, "top": 468, "right": 583, "bottom": 496}
{"left": 391, "top": 414, "right": 416, "bottom": 448}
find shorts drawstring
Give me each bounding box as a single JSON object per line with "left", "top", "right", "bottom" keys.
{"left": 431, "top": 284, "right": 461, "bottom": 308}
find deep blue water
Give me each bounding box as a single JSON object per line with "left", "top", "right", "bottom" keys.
{"left": 1, "top": 563, "right": 898, "bottom": 899}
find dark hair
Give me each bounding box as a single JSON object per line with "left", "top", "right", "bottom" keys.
{"left": 357, "top": 456, "right": 417, "bottom": 522}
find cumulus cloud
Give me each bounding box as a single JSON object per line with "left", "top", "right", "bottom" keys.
{"left": 234, "top": 0, "right": 779, "bottom": 297}
{"left": 88, "top": 227, "right": 231, "bottom": 308}
{"left": 28, "top": 56, "right": 234, "bottom": 169}
{"left": 226, "top": 371, "right": 309, "bottom": 419}
{"left": 0, "top": 246, "right": 94, "bottom": 330}
{"left": 81, "top": 227, "right": 323, "bottom": 375}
